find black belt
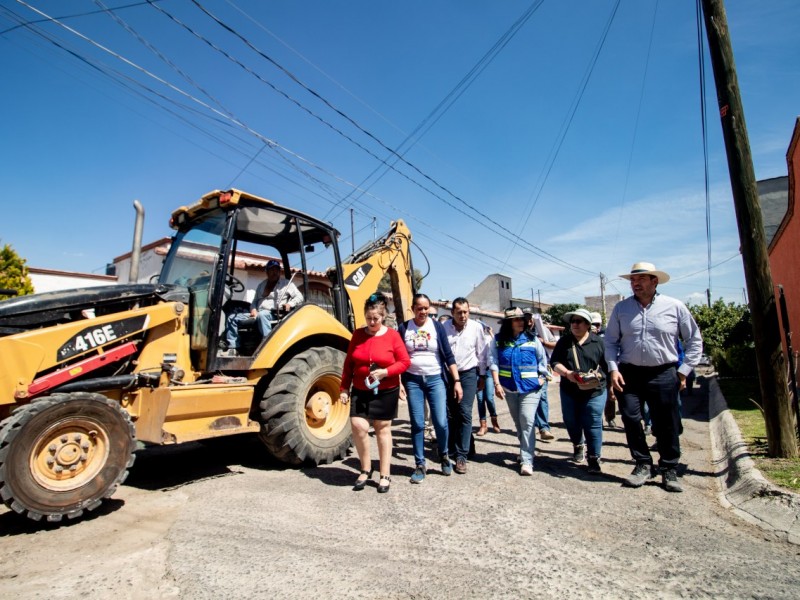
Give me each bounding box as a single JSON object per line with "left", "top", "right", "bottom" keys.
{"left": 620, "top": 362, "right": 677, "bottom": 373}
{"left": 458, "top": 366, "right": 478, "bottom": 374}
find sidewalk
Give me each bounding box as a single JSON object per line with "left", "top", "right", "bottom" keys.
{"left": 708, "top": 374, "right": 800, "bottom": 544}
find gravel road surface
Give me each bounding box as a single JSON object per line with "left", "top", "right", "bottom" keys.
{"left": 2, "top": 375, "right": 798, "bottom": 599}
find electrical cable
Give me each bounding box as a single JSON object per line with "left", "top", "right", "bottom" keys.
{"left": 0, "top": 0, "right": 159, "bottom": 35}
{"left": 670, "top": 252, "right": 740, "bottom": 282}
{"left": 608, "top": 0, "right": 659, "bottom": 265}
{"left": 92, "top": 0, "right": 233, "bottom": 119}
{"left": 184, "top": 0, "right": 595, "bottom": 276}
{"left": 505, "top": 0, "right": 622, "bottom": 269}
{"left": 325, "top": 0, "right": 545, "bottom": 221}
{"left": 11, "top": 1, "right": 608, "bottom": 287}
{"left": 695, "top": 0, "right": 713, "bottom": 300}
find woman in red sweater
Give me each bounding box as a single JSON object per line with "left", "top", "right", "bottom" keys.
{"left": 340, "top": 292, "right": 410, "bottom": 493}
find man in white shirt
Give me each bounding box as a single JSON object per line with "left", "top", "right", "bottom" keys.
{"left": 224, "top": 259, "right": 303, "bottom": 355}
{"left": 443, "top": 297, "right": 491, "bottom": 474}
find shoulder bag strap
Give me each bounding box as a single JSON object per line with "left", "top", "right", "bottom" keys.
{"left": 571, "top": 344, "right": 583, "bottom": 372}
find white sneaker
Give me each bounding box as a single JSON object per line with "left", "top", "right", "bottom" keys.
{"left": 520, "top": 464, "right": 533, "bottom": 476}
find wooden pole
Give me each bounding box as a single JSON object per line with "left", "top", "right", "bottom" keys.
{"left": 701, "top": 0, "right": 797, "bottom": 457}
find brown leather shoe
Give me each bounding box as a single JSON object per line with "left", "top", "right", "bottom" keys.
{"left": 491, "top": 416, "right": 501, "bottom": 433}
{"left": 454, "top": 457, "right": 467, "bottom": 474}
{"left": 476, "top": 420, "right": 488, "bottom": 436}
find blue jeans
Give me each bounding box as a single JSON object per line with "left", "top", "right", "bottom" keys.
{"left": 534, "top": 383, "right": 551, "bottom": 432}
{"left": 403, "top": 372, "right": 449, "bottom": 466}
{"left": 560, "top": 387, "right": 606, "bottom": 458}
{"left": 476, "top": 373, "right": 497, "bottom": 420}
{"left": 504, "top": 387, "right": 542, "bottom": 467}
{"left": 225, "top": 310, "right": 272, "bottom": 349}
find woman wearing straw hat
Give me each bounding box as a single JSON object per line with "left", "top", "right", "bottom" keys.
{"left": 550, "top": 308, "right": 609, "bottom": 473}
{"left": 492, "top": 307, "right": 549, "bottom": 476}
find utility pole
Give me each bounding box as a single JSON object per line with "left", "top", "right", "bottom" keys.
{"left": 702, "top": 0, "right": 796, "bottom": 457}
{"left": 350, "top": 208, "right": 355, "bottom": 254}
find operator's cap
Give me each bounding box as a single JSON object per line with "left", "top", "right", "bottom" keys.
{"left": 265, "top": 259, "right": 281, "bottom": 270}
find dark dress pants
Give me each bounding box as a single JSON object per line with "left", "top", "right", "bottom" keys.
{"left": 447, "top": 367, "right": 478, "bottom": 460}
{"left": 618, "top": 363, "right": 681, "bottom": 469}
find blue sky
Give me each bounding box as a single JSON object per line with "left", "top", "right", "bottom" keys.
{"left": 1, "top": 0, "right": 798, "bottom": 308}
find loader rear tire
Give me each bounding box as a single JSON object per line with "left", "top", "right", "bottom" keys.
{"left": 0, "top": 392, "right": 135, "bottom": 522}
{"left": 258, "top": 347, "right": 351, "bottom": 465}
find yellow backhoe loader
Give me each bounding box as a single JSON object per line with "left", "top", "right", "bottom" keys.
{"left": 0, "top": 189, "right": 415, "bottom": 522}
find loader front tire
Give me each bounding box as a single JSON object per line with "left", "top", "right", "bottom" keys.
{"left": 0, "top": 392, "right": 136, "bottom": 522}
{"left": 258, "top": 347, "right": 351, "bottom": 465}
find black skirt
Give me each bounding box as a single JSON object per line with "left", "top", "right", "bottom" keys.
{"left": 350, "top": 386, "right": 400, "bottom": 421}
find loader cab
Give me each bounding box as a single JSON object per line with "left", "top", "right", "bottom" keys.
{"left": 160, "top": 190, "right": 348, "bottom": 371}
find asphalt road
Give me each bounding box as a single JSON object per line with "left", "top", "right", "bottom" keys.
{"left": 2, "top": 376, "right": 799, "bottom": 599}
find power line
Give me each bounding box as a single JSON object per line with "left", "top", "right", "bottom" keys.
{"left": 184, "top": 0, "right": 596, "bottom": 276}
{"left": 12, "top": 0, "right": 596, "bottom": 279}
{"left": 325, "top": 0, "right": 545, "bottom": 221}
{"left": 695, "top": 0, "right": 713, "bottom": 304}
{"left": 92, "top": 0, "right": 233, "bottom": 120}
{"left": 0, "top": 0, "right": 159, "bottom": 35}
{"left": 505, "top": 0, "right": 622, "bottom": 270}
{"left": 670, "top": 252, "right": 740, "bottom": 282}
{"left": 608, "top": 0, "right": 658, "bottom": 266}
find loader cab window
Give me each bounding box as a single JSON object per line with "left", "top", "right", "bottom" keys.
{"left": 228, "top": 207, "right": 341, "bottom": 322}
{"left": 160, "top": 212, "right": 227, "bottom": 288}
{"left": 160, "top": 211, "right": 228, "bottom": 350}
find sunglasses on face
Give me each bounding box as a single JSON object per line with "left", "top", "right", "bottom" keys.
{"left": 570, "top": 319, "right": 588, "bottom": 325}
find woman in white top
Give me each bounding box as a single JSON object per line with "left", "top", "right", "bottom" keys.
{"left": 398, "top": 294, "right": 461, "bottom": 484}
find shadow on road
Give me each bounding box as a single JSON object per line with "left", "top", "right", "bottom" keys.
{"left": 125, "top": 434, "right": 284, "bottom": 492}
{"left": 0, "top": 499, "right": 125, "bottom": 537}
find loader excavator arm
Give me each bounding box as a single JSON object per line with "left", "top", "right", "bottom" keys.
{"left": 340, "top": 220, "right": 415, "bottom": 328}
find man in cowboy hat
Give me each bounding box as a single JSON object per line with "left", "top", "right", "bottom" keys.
{"left": 604, "top": 262, "right": 702, "bottom": 493}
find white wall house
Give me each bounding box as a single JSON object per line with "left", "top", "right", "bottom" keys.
{"left": 29, "top": 267, "right": 117, "bottom": 294}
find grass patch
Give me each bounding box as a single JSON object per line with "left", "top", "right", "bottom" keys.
{"left": 717, "top": 377, "right": 800, "bottom": 492}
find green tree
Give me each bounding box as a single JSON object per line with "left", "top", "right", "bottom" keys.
{"left": 0, "top": 243, "right": 34, "bottom": 300}
{"left": 688, "top": 299, "right": 753, "bottom": 375}
{"left": 544, "top": 303, "right": 583, "bottom": 326}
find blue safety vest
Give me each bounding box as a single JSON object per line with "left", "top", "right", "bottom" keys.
{"left": 496, "top": 333, "right": 545, "bottom": 393}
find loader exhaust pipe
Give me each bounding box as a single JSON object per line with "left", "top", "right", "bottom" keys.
{"left": 130, "top": 199, "right": 145, "bottom": 283}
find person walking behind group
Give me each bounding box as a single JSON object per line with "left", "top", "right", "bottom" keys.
{"left": 340, "top": 292, "right": 410, "bottom": 494}
{"left": 493, "top": 307, "right": 549, "bottom": 476}
{"left": 442, "top": 298, "right": 491, "bottom": 474}
{"left": 398, "top": 294, "right": 462, "bottom": 484}
{"left": 524, "top": 310, "right": 555, "bottom": 442}
{"left": 476, "top": 324, "right": 500, "bottom": 436}
{"left": 550, "top": 309, "right": 609, "bottom": 473}
{"left": 591, "top": 311, "right": 618, "bottom": 430}
{"left": 605, "top": 262, "right": 702, "bottom": 493}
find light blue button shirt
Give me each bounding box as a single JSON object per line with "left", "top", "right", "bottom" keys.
{"left": 604, "top": 293, "right": 702, "bottom": 377}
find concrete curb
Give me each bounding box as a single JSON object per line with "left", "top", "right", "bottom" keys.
{"left": 708, "top": 375, "right": 800, "bottom": 544}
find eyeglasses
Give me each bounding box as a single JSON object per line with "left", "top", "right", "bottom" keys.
{"left": 570, "top": 319, "right": 588, "bottom": 325}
